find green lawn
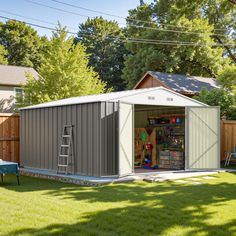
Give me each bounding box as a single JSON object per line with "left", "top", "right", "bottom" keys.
{"left": 221, "top": 163, "right": 236, "bottom": 170}
{"left": 0, "top": 173, "right": 236, "bottom": 236}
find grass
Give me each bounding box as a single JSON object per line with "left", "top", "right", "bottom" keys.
{"left": 0, "top": 173, "right": 236, "bottom": 236}
{"left": 221, "top": 162, "right": 236, "bottom": 170}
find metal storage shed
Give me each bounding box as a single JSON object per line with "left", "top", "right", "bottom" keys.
{"left": 20, "top": 87, "right": 220, "bottom": 177}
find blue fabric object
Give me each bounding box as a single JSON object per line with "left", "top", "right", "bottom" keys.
{"left": 0, "top": 160, "right": 20, "bottom": 185}
{"left": 234, "top": 146, "right": 236, "bottom": 158}
{"left": 0, "top": 160, "right": 19, "bottom": 176}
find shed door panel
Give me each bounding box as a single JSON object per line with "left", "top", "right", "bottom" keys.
{"left": 119, "top": 102, "right": 133, "bottom": 176}
{"left": 187, "top": 107, "right": 220, "bottom": 169}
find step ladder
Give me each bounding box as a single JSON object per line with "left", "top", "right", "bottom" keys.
{"left": 57, "top": 125, "right": 74, "bottom": 175}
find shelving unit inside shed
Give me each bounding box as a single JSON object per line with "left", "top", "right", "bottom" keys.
{"left": 134, "top": 105, "right": 185, "bottom": 171}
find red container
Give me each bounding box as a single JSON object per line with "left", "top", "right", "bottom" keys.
{"left": 145, "top": 143, "right": 153, "bottom": 150}
{"left": 171, "top": 117, "right": 176, "bottom": 124}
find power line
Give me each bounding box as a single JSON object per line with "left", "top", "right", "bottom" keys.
{"left": 0, "top": 9, "right": 78, "bottom": 30}
{"left": 0, "top": 15, "right": 235, "bottom": 47}
{"left": 49, "top": 0, "right": 228, "bottom": 32}
{"left": 124, "top": 38, "right": 236, "bottom": 47}
{"left": 51, "top": 0, "right": 125, "bottom": 20}
{"left": 0, "top": 15, "right": 77, "bottom": 35}
{"left": 23, "top": 0, "right": 92, "bottom": 19}
{"left": 22, "top": 0, "right": 228, "bottom": 38}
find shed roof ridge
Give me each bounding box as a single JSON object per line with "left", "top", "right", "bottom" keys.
{"left": 20, "top": 86, "right": 207, "bottom": 110}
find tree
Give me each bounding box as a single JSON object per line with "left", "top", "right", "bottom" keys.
{"left": 122, "top": 1, "right": 235, "bottom": 88}
{"left": 76, "top": 17, "right": 128, "bottom": 91}
{"left": 154, "top": 0, "right": 236, "bottom": 63}
{"left": 194, "top": 88, "right": 236, "bottom": 119}
{"left": 0, "top": 20, "right": 46, "bottom": 68}
{"left": 0, "top": 44, "right": 8, "bottom": 64}
{"left": 218, "top": 65, "right": 236, "bottom": 95}
{"left": 20, "top": 26, "right": 107, "bottom": 106}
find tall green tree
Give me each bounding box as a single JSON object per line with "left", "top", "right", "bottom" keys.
{"left": 20, "top": 26, "right": 107, "bottom": 106}
{"left": 123, "top": 1, "right": 235, "bottom": 88}
{"left": 194, "top": 88, "right": 236, "bottom": 120}
{"left": 76, "top": 17, "right": 127, "bottom": 91}
{"left": 0, "top": 44, "right": 8, "bottom": 64}
{"left": 0, "top": 20, "right": 47, "bottom": 68}
{"left": 218, "top": 65, "right": 236, "bottom": 95}
{"left": 154, "top": 0, "right": 236, "bottom": 63}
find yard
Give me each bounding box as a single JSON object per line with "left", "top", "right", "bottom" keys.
{"left": 0, "top": 172, "right": 236, "bottom": 236}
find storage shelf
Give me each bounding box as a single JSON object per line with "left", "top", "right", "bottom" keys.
{"left": 160, "top": 148, "right": 183, "bottom": 150}
{"left": 147, "top": 123, "right": 184, "bottom": 127}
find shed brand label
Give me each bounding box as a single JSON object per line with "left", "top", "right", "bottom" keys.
{"left": 167, "top": 97, "right": 174, "bottom": 101}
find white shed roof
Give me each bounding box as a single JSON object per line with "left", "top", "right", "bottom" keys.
{"left": 20, "top": 87, "right": 207, "bottom": 110}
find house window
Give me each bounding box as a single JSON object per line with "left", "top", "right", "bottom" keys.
{"left": 14, "top": 87, "right": 24, "bottom": 104}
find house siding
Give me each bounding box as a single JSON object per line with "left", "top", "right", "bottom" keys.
{"left": 135, "top": 74, "right": 195, "bottom": 98}
{"left": 135, "top": 74, "right": 170, "bottom": 90}
{"left": 0, "top": 85, "right": 16, "bottom": 112}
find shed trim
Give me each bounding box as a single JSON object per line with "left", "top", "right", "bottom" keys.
{"left": 20, "top": 87, "right": 207, "bottom": 111}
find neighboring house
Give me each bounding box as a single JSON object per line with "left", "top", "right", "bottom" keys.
{"left": 0, "top": 64, "right": 40, "bottom": 112}
{"left": 133, "top": 71, "right": 220, "bottom": 97}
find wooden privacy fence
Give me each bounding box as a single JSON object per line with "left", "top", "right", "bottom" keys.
{"left": 221, "top": 120, "right": 236, "bottom": 161}
{"left": 0, "top": 113, "right": 20, "bottom": 163}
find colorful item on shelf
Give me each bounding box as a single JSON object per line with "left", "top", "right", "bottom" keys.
{"left": 171, "top": 117, "right": 176, "bottom": 124}
{"left": 143, "top": 165, "right": 151, "bottom": 169}
{"left": 141, "top": 131, "right": 147, "bottom": 141}
{"left": 145, "top": 143, "right": 153, "bottom": 150}
{"left": 176, "top": 117, "right": 182, "bottom": 124}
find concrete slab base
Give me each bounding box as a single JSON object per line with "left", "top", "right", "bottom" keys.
{"left": 19, "top": 167, "right": 231, "bottom": 186}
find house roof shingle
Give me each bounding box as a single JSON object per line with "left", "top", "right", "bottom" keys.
{"left": 0, "top": 64, "right": 40, "bottom": 86}
{"left": 136, "top": 71, "right": 220, "bottom": 93}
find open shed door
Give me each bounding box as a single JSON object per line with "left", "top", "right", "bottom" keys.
{"left": 118, "top": 102, "right": 134, "bottom": 176}
{"left": 186, "top": 107, "right": 220, "bottom": 169}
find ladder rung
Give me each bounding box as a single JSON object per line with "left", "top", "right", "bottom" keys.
{"left": 58, "top": 164, "right": 68, "bottom": 167}
{"left": 59, "top": 154, "right": 69, "bottom": 157}
{"left": 58, "top": 125, "right": 73, "bottom": 175}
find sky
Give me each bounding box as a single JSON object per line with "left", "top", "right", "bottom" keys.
{"left": 0, "top": 0, "right": 153, "bottom": 37}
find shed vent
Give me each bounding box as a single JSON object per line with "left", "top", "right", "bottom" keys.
{"left": 167, "top": 97, "right": 174, "bottom": 101}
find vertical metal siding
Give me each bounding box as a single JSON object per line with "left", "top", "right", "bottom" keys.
{"left": 20, "top": 102, "right": 104, "bottom": 177}
{"left": 76, "top": 105, "right": 82, "bottom": 173}
{"left": 100, "top": 102, "right": 118, "bottom": 176}
{"left": 118, "top": 102, "right": 134, "bottom": 176}
{"left": 81, "top": 104, "right": 88, "bottom": 174}
{"left": 187, "top": 107, "right": 220, "bottom": 169}
{"left": 71, "top": 106, "right": 77, "bottom": 172}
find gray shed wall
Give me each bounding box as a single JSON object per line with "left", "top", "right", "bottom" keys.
{"left": 100, "top": 102, "right": 119, "bottom": 176}
{"left": 20, "top": 102, "right": 119, "bottom": 177}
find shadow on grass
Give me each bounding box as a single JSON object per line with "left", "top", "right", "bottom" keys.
{"left": 1, "top": 173, "right": 236, "bottom": 236}
{"left": 3, "top": 208, "right": 236, "bottom": 236}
